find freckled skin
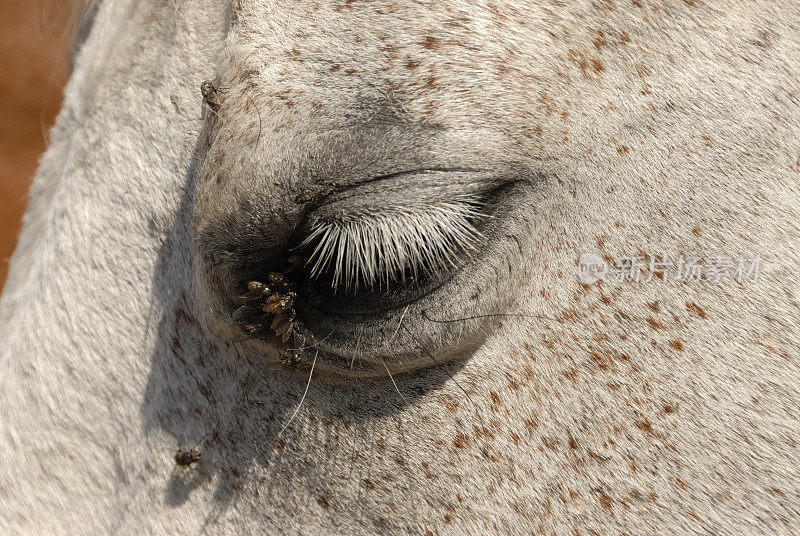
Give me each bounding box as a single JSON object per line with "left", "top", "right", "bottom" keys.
{"left": 1, "top": 1, "right": 800, "bottom": 535}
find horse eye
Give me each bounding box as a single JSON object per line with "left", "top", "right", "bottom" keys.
{"left": 269, "top": 173, "right": 535, "bottom": 376}
{"left": 194, "top": 164, "right": 536, "bottom": 377}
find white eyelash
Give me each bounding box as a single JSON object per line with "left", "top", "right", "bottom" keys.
{"left": 299, "top": 196, "right": 486, "bottom": 291}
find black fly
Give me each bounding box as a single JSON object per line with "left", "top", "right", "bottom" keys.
{"left": 200, "top": 80, "right": 221, "bottom": 112}
{"left": 174, "top": 448, "right": 201, "bottom": 467}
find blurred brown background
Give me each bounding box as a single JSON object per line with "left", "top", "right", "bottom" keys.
{"left": 0, "top": 1, "right": 74, "bottom": 291}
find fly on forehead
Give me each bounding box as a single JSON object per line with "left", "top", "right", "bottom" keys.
{"left": 200, "top": 80, "right": 222, "bottom": 112}
{"left": 174, "top": 448, "right": 201, "bottom": 467}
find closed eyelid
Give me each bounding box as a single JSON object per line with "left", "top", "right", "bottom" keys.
{"left": 291, "top": 168, "right": 526, "bottom": 292}
{"left": 298, "top": 197, "right": 486, "bottom": 291}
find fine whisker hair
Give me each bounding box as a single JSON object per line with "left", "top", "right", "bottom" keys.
{"left": 421, "top": 309, "right": 652, "bottom": 326}
{"left": 298, "top": 196, "right": 487, "bottom": 292}
{"left": 421, "top": 310, "right": 563, "bottom": 324}
{"left": 351, "top": 325, "right": 365, "bottom": 369}
{"left": 274, "top": 350, "right": 318, "bottom": 440}
{"left": 283, "top": 329, "right": 335, "bottom": 354}
{"left": 382, "top": 357, "right": 410, "bottom": 406}
{"left": 379, "top": 305, "right": 412, "bottom": 405}
{"left": 387, "top": 305, "right": 410, "bottom": 345}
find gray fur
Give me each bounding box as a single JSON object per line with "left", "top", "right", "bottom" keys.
{"left": 1, "top": 1, "right": 799, "bottom": 534}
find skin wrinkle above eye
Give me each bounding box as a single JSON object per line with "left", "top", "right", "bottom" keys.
{"left": 299, "top": 168, "right": 503, "bottom": 221}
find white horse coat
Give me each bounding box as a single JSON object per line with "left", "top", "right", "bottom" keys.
{"left": 2, "top": 1, "right": 799, "bottom": 534}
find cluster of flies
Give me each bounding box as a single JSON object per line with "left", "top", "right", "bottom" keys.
{"left": 200, "top": 79, "right": 313, "bottom": 367}
{"left": 174, "top": 84, "right": 316, "bottom": 468}
{"left": 173, "top": 267, "right": 313, "bottom": 469}
{"left": 231, "top": 268, "right": 313, "bottom": 369}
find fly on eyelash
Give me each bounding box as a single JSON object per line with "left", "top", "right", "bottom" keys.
{"left": 297, "top": 196, "right": 487, "bottom": 292}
